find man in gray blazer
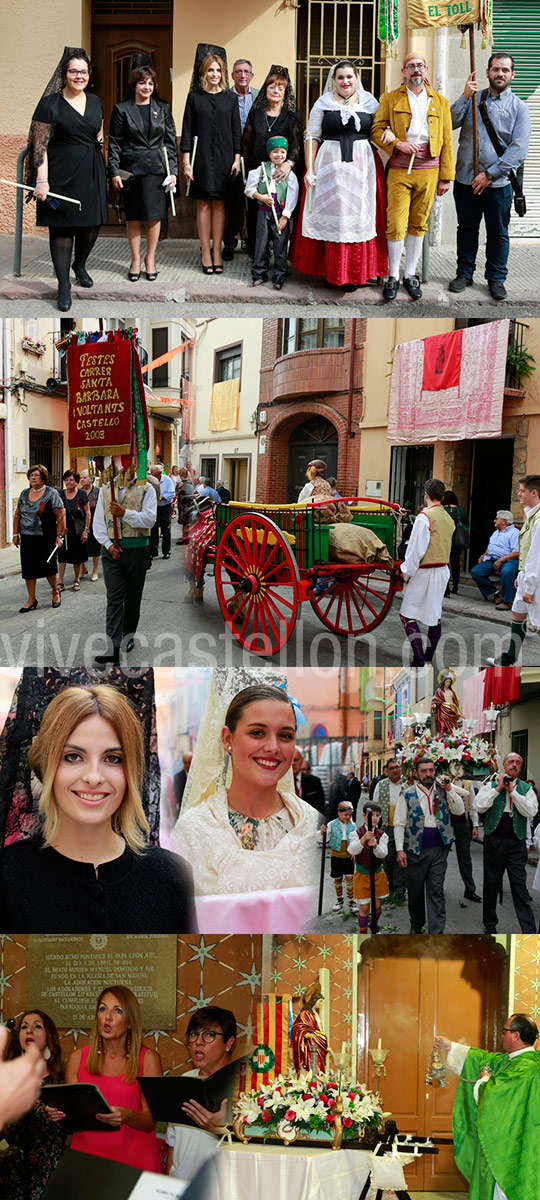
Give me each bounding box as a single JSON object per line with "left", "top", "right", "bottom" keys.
{"left": 223, "top": 58, "right": 259, "bottom": 259}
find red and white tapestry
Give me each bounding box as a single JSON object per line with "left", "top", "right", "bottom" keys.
{"left": 388, "top": 319, "right": 510, "bottom": 444}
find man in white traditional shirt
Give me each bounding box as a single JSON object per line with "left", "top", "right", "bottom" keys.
{"left": 395, "top": 757, "right": 465, "bottom": 933}
{"left": 400, "top": 478, "right": 455, "bottom": 666}
{"left": 373, "top": 758, "right": 406, "bottom": 901}
{"left": 93, "top": 473, "right": 157, "bottom": 665}
{"left": 475, "top": 752, "right": 537, "bottom": 933}
{"left": 488, "top": 475, "right": 540, "bottom": 666}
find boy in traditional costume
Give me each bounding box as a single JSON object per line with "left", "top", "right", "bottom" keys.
{"left": 437, "top": 1014, "right": 540, "bottom": 1200}
{"left": 400, "top": 478, "right": 455, "bottom": 666}
{"left": 347, "top": 801, "right": 389, "bottom": 934}
{"left": 321, "top": 800, "right": 356, "bottom": 914}
{"left": 244, "top": 135, "right": 299, "bottom": 289}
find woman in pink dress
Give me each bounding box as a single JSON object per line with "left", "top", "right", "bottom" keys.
{"left": 66, "top": 985, "right": 162, "bottom": 1170}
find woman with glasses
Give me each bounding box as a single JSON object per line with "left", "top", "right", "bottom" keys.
{"left": 242, "top": 65, "right": 304, "bottom": 258}
{"left": 66, "top": 986, "right": 162, "bottom": 1169}
{"left": 167, "top": 1006, "right": 237, "bottom": 1180}
{"left": 25, "top": 46, "right": 107, "bottom": 311}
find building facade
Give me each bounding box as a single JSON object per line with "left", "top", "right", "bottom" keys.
{"left": 185, "top": 318, "right": 263, "bottom": 501}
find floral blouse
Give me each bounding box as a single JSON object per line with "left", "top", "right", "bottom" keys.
{"left": 227, "top": 805, "right": 294, "bottom": 851}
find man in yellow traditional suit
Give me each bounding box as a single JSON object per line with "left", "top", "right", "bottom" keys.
{"left": 371, "top": 52, "right": 454, "bottom": 301}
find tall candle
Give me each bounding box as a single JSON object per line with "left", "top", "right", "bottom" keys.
{"left": 377, "top": 1037, "right": 382, "bottom": 1051}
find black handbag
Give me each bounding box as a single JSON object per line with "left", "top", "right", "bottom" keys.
{"left": 478, "top": 89, "right": 527, "bottom": 216}
{"left": 452, "top": 522, "right": 470, "bottom": 551}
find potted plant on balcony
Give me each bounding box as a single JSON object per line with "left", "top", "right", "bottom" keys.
{"left": 506, "top": 342, "right": 535, "bottom": 399}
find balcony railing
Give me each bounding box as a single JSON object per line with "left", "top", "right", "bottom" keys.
{"left": 506, "top": 319, "right": 533, "bottom": 391}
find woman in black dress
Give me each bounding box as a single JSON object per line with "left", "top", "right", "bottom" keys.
{"left": 57, "top": 469, "right": 90, "bottom": 592}
{"left": 109, "top": 65, "right": 178, "bottom": 282}
{"left": 25, "top": 47, "right": 107, "bottom": 311}
{"left": 181, "top": 47, "right": 241, "bottom": 273}
{"left": 242, "top": 66, "right": 304, "bottom": 258}
{"left": 79, "top": 468, "right": 101, "bottom": 581}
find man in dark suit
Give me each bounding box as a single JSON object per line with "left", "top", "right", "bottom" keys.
{"left": 292, "top": 747, "right": 326, "bottom": 816}
{"left": 345, "top": 770, "right": 361, "bottom": 816}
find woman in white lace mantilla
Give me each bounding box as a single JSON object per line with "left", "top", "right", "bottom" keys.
{"left": 172, "top": 671, "right": 319, "bottom": 898}
{"left": 290, "top": 60, "right": 388, "bottom": 288}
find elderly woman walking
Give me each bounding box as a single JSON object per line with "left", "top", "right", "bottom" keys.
{"left": 12, "top": 465, "right": 64, "bottom": 612}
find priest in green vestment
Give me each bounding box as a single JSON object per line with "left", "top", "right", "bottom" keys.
{"left": 437, "top": 1015, "right": 540, "bottom": 1200}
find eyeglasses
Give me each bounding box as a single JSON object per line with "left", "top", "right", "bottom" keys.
{"left": 186, "top": 1029, "right": 222, "bottom": 1044}
{"left": 404, "top": 62, "right": 425, "bottom": 70}
{"left": 68, "top": 70, "right": 89, "bottom": 78}
{"left": 502, "top": 1026, "right": 515, "bottom": 1034}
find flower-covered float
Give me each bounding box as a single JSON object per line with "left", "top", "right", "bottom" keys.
{"left": 232, "top": 1071, "right": 387, "bottom": 1151}
{"left": 396, "top": 730, "right": 496, "bottom": 780}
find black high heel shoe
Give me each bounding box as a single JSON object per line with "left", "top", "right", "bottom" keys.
{"left": 57, "top": 283, "right": 72, "bottom": 312}
{"left": 73, "top": 262, "right": 93, "bottom": 287}
{"left": 19, "top": 599, "right": 38, "bottom": 613}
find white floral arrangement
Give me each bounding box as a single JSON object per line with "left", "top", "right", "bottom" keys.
{"left": 396, "top": 731, "right": 495, "bottom": 778}
{"left": 234, "top": 1072, "right": 386, "bottom": 1141}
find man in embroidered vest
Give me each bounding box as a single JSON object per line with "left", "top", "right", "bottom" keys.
{"left": 93, "top": 474, "right": 157, "bottom": 665}
{"left": 438, "top": 1013, "right": 540, "bottom": 1200}
{"left": 372, "top": 759, "right": 406, "bottom": 901}
{"left": 475, "top": 752, "right": 537, "bottom": 933}
{"left": 488, "top": 476, "right": 540, "bottom": 666}
{"left": 394, "top": 756, "right": 465, "bottom": 933}
{"left": 244, "top": 135, "right": 299, "bottom": 289}
{"left": 400, "top": 477, "right": 455, "bottom": 666}
{"left": 371, "top": 52, "right": 454, "bottom": 302}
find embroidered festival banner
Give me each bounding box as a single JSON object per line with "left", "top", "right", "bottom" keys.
{"left": 407, "top": 0, "right": 480, "bottom": 28}
{"left": 67, "top": 339, "right": 133, "bottom": 456}
{"left": 388, "top": 319, "right": 510, "bottom": 444}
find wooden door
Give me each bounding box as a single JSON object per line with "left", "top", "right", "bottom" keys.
{"left": 357, "top": 935, "right": 504, "bottom": 1191}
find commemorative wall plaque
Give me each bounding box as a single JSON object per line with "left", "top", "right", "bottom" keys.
{"left": 27, "top": 935, "right": 177, "bottom": 1029}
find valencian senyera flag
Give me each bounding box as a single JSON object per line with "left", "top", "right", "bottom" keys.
{"left": 388, "top": 319, "right": 510, "bottom": 444}
{"left": 66, "top": 328, "right": 149, "bottom": 481}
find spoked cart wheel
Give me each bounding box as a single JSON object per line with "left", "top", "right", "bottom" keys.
{"left": 309, "top": 564, "right": 397, "bottom": 637}
{"left": 215, "top": 511, "right": 300, "bottom": 656}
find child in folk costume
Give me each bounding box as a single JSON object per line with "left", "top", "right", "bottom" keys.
{"left": 400, "top": 478, "right": 455, "bottom": 666}
{"left": 321, "top": 800, "right": 356, "bottom": 914}
{"left": 244, "top": 135, "right": 299, "bottom": 290}
{"left": 347, "top": 801, "right": 389, "bottom": 934}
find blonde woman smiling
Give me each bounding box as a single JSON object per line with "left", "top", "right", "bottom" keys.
{"left": 0, "top": 685, "right": 195, "bottom": 932}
